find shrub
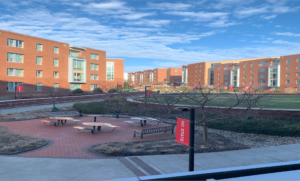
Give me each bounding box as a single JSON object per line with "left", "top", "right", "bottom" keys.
{"left": 233, "top": 88, "right": 239, "bottom": 92}
{"left": 220, "top": 89, "right": 227, "bottom": 93}
{"left": 93, "top": 88, "right": 103, "bottom": 93}
{"left": 256, "top": 88, "right": 263, "bottom": 93}
{"left": 72, "top": 89, "right": 84, "bottom": 94}
{"left": 274, "top": 89, "right": 281, "bottom": 92}
{"left": 108, "top": 88, "right": 118, "bottom": 93}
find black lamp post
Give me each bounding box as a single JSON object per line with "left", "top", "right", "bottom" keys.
{"left": 176, "top": 107, "right": 195, "bottom": 172}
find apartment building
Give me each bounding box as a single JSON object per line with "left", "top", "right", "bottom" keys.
{"left": 166, "top": 67, "right": 182, "bottom": 85}
{"left": 142, "top": 69, "right": 153, "bottom": 85}
{"left": 0, "top": 30, "right": 124, "bottom": 98}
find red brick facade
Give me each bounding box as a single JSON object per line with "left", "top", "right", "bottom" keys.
{"left": 0, "top": 30, "right": 124, "bottom": 98}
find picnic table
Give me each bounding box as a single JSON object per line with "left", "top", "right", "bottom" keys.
{"left": 83, "top": 114, "right": 104, "bottom": 122}
{"left": 50, "top": 117, "right": 75, "bottom": 125}
{"left": 74, "top": 122, "right": 118, "bottom": 133}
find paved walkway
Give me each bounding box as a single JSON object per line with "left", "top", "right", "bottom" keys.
{"left": 0, "top": 99, "right": 104, "bottom": 115}
{"left": 1, "top": 144, "right": 300, "bottom": 180}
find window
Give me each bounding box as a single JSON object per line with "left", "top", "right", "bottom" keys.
{"left": 224, "top": 71, "right": 229, "bottom": 75}
{"left": 7, "top": 53, "right": 23, "bottom": 63}
{"left": 74, "top": 59, "right": 84, "bottom": 71}
{"left": 250, "top": 75, "right": 253, "bottom": 79}
{"left": 224, "top": 82, "right": 228, "bottom": 86}
{"left": 54, "top": 58, "right": 59, "bottom": 67}
{"left": 36, "top": 56, "right": 42, "bottom": 65}
{"left": 297, "top": 65, "right": 300, "bottom": 69}
{"left": 90, "top": 53, "right": 98, "bottom": 60}
{"left": 259, "top": 74, "right": 265, "bottom": 78}
{"left": 224, "top": 66, "right": 229, "bottom": 70}
{"left": 53, "top": 71, "right": 59, "bottom": 78}
{"left": 73, "top": 73, "right": 84, "bottom": 81}
{"left": 36, "top": 70, "right": 42, "bottom": 78}
{"left": 244, "top": 63, "right": 247, "bottom": 68}
{"left": 90, "top": 84, "right": 98, "bottom": 91}
{"left": 286, "top": 66, "right": 290, "bottom": 70}
{"left": 244, "top": 70, "right": 246, "bottom": 73}
{"left": 297, "top": 87, "right": 300, "bottom": 92}
{"left": 90, "top": 63, "right": 99, "bottom": 71}
{"left": 287, "top": 80, "right": 290, "bottom": 85}
{"left": 175, "top": 72, "right": 178, "bottom": 75}
{"left": 7, "top": 82, "right": 23, "bottom": 92}
{"left": 90, "top": 74, "right": 99, "bottom": 80}
{"left": 53, "top": 83, "right": 58, "bottom": 91}
{"left": 286, "top": 73, "right": 290, "bottom": 77}
{"left": 70, "top": 50, "right": 79, "bottom": 58}
{"left": 54, "top": 47, "right": 59, "bottom": 54}
{"left": 243, "top": 75, "right": 246, "bottom": 79}
{"left": 224, "top": 77, "right": 228, "bottom": 80}
{"left": 7, "top": 38, "right": 23, "bottom": 48}
{"left": 36, "top": 44, "right": 43, "bottom": 51}
{"left": 7, "top": 68, "right": 23, "bottom": 76}
{"left": 250, "top": 81, "right": 254, "bottom": 85}
{"left": 259, "top": 80, "right": 265, "bottom": 85}
{"left": 243, "top": 81, "right": 246, "bottom": 85}
{"left": 259, "top": 62, "right": 265, "bottom": 66}
{"left": 287, "top": 58, "right": 290, "bottom": 64}
{"left": 218, "top": 72, "right": 220, "bottom": 76}
{"left": 70, "top": 84, "right": 81, "bottom": 90}
{"left": 106, "top": 62, "right": 114, "bottom": 80}
{"left": 259, "top": 68, "right": 265, "bottom": 72}
{"left": 298, "top": 58, "right": 300, "bottom": 63}
{"left": 297, "top": 72, "right": 300, "bottom": 77}
{"left": 251, "top": 69, "right": 254, "bottom": 73}
{"left": 36, "top": 83, "right": 42, "bottom": 91}
{"left": 251, "top": 63, "right": 254, "bottom": 67}
{"left": 175, "top": 69, "right": 177, "bottom": 72}
{"left": 297, "top": 80, "right": 300, "bottom": 84}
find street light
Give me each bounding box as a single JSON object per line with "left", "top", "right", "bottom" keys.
{"left": 176, "top": 107, "right": 195, "bottom": 172}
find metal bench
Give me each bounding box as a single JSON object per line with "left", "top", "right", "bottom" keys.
{"left": 134, "top": 125, "right": 175, "bottom": 139}
{"left": 41, "top": 120, "right": 60, "bottom": 126}
{"left": 74, "top": 126, "right": 96, "bottom": 134}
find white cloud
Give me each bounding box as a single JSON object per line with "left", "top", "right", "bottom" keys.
{"left": 235, "top": 5, "right": 269, "bottom": 18}
{"left": 117, "top": 12, "right": 156, "bottom": 20}
{"left": 205, "top": 18, "right": 239, "bottom": 27}
{"left": 260, "top": 14, "right": 277, "bottom": 20}
{"left": 147, "top": 2, "right": 192, "bottom": 10}
{"left": 165, "top": 11, "right": 228, "bottom": 21}
{"left": 252, "top": 24, "right": 263, "bottom": 28}
{"left": 275, "top": 25, "right": 282, "bottom": 27}
{"left": 126, "top": 20, "right": 170, "bottom": 27}
{"left": 89, "top": 1, "right": 125, "bottom": 9}
{"left": 274, "top": 32, "right": 300, "bottom": 37}
{"left": 153, "top": 61, "right": 181, "bottom": 67}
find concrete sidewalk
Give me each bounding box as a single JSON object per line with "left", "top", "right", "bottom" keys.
{"left": 1, "top": 144, "right": 300, "bottom": 180}
{"left": 0, "top": 99, "right": 104, "bottom": 115}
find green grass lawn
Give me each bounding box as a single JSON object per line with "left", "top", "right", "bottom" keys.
{"left": 144, "top": 94, "right": 300, "bottom": 109}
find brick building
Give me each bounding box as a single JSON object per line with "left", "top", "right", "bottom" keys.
{"left": 166, "top": 67, "right": 182, "bottom": 85}
{"left": 0, "top": 30, "right": 124, "bottom": 98}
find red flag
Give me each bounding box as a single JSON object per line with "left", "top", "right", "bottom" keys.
{"left": 175, "top": 118, "right": 189, "bottom": 146}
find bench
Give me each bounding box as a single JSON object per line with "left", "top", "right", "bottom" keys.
{"left": 134, "top": 125, "right": 174, "bottom": 139}
{"left": 74, "top": 126, "right": 96, "bottom": 134}
{"left": 41, "top": 120, "right": 60, "bottom": 126}
{"left": 110, "top": 111, "right": 126, "bottom": 118}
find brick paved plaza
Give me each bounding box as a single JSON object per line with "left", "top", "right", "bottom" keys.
{"left": 0, "top": 117, "right": 173, "bottom": 158}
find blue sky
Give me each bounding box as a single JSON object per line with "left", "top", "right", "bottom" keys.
{"left": 0, "top": 0, "right": 300, "bottom": 73}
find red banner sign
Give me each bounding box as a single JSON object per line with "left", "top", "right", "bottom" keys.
{"left": 129, "top": 83, "right": 133, "bottom": 86}
{"left": 146, "top": 90, "right": 151, "bottom": 97}
{"left": 245, "top": 86, "right": 250, "bottom": 90}
{"left": 171, "top": 83, "right": 174, "bottom": 86}
{"left": 151, "top": 85, "right": 155, "bottom": 88}
{"left": 139, "top": 83, "right": 141, "bottom": 86}
{"left": 224, "top": 86, "right": 228, "bottom": 89}
{"left": 229, "top": 86, "right": 233, "bottom": 90}
{"left": 162, "top": 85, "right": 165, "bottom": 87}
{"left": 194, "top": 85, "right": 196, "bottom": 88}
{"left": 175, "top": 118, "right": 189, "bottom": 146}
{"left": 118, "top": 84, "right": 123, "bottom": 89}
{"left": 16, "top": 85, "right": 23, "bottom": 92}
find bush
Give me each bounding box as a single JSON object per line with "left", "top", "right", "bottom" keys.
{"left": 93, "top": 88, "right": 103, "bottom": 93}
{"left": 108, "top": 88, "right": 118, "bottom": 93}
{"left": 207, "top": 117, "right": 300, "bottom": 137}
{"left": 233, "top": 88, "right": 239, "bottom": 92}
{"left": 256, "top": 88, "right": 263, "bottom": 93}
{"left": 274, "top": 88, "right": 281, "bottom": 92}
{"left": 72, "top": 89, "right": 84, "bottom": 94}
{"left": 220, "top": 89, "right": 227, "bottom": 93}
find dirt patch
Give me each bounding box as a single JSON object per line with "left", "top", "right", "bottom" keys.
{"left": 0, "top": 127, "right": 48, "bottom": 155}
{"left": 90, "top": 130, "right": 249, "bottom": 157}
{"left": 0, "top": 106, "right": 77, "bottom": 122}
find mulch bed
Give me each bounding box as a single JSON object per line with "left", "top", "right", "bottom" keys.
{"left": 90, "top": 130, "right": 249, "bottom": 157}
{"left": 0, "top": 126, "right": 48, "bottom": 155}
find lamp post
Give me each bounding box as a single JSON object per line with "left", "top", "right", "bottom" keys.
{"left": 176, "top": 107, "right": 195, "bottom": 171}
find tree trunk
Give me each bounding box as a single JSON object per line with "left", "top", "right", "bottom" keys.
{"left": 202, "top": 122, "right": 208, "bottom": 141}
